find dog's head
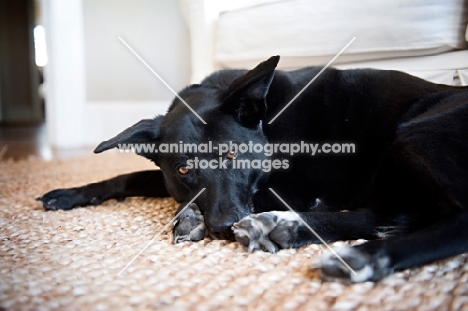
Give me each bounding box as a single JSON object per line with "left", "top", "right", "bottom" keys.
{"left": 94, "top": 56, "right": 280, "bottom": 239}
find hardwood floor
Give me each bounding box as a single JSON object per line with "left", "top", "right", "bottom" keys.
{"left": 0, "top": 123, "right": 92, "bottom": 160}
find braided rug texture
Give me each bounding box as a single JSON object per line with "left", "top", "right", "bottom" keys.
{"left": 1, "top": 154, "right": 467, "bottom": 310}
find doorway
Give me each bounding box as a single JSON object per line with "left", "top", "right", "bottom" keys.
{"left": 0, "top": 0, "right": 46, "bottom": 159}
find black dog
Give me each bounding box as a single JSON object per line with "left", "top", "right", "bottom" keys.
{"left": 38, "top": 56, "right": 468, "bottom": 282}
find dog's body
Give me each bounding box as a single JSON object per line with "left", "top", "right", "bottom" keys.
{"left": 39, "top": 56, "right": 468, "bottom": 282}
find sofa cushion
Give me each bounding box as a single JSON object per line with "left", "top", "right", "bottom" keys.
{"left": 215, "top": 0, "right": 468, "bottom": 69}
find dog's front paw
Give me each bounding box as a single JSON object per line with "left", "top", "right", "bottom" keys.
{"left": 37, "top": 188, "right": 91, "bottom": 211}
{"left": 318, "top": 247, "right": 393, "bottom": 282}
{"left": 173, "top": 203, "right": 206, "bottom": 243}
{"left": 232, "top": 211, "right": 302, "bottom": 253}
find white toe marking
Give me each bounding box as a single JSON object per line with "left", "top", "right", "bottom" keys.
{"left": 320, "top": 247, "right": 374, "bottom": 282}
{"left": 270, "top": 211, "right": 301, "bottom": 222}
{"left": 350, "top": 265, "right": 374, "bottom": 283}
{"left": 320, "top": 248, "right": 391, "bottom": 282}
{"left": 251, "top": 215, "right": 271, "bottom": 234}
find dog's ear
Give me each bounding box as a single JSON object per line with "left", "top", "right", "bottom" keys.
{"left": 220, "top": 55, "right": 279, "bottom": 127}
{"left": 94, "top": 116, "right": 164, "bottom": 159}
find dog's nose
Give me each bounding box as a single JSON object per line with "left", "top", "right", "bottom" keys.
{"left": 209, "top": 224, "right": 235, "bottom": 240}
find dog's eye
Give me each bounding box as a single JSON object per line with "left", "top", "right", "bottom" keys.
{"left": 177, "top": 165, "right": 190, "bottom": 175}
{"left": 227, "top": 150, "right": 238, "bottom": 160}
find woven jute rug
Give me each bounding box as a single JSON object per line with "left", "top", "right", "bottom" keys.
{"left": 1, "top": 153, "right": 467, "bottom": 311}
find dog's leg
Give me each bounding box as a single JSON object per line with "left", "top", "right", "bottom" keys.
{"left": 320, "top": 211, "right": 468, "bottom": 282}
{"left": 38, "top": 170, "right": 169, "bottom": 210}
{"left": 317, "top": 100, "right": 467, "bottom": 282}
{"left": 232, "top": 209, "right": 376, "bottom": 253}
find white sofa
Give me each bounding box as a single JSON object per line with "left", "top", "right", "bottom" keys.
{"left": 182, "top": 0, "right": 468, "bottom": 86}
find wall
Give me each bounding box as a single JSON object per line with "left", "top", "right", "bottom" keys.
{"left": 83, "top": 0, "right": 190, "bottom": 102}
{"left": 44, "top": 0, "right": 191, "bottom": 148}
{"left": 82, "top": 0, "right": 191, "bottom": 146}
